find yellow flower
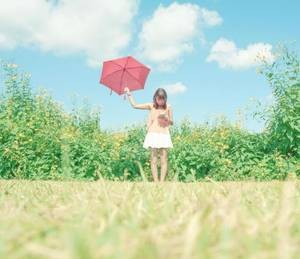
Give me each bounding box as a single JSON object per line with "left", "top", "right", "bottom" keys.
{"left": 225, "top": 159, "right": 232, "bottom": 165}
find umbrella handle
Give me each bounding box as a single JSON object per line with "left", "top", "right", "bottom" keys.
{"left": 123, "top": 82, "right": 127, "bottom": 100}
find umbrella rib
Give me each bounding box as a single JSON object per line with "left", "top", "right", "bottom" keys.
{"left": 126, "top": 65, "right": 149, "bottom": 70}
{"left": 126, "top": 66, "right": 147, "bottom": 84}
{"left": 101, "top": 67, "right": 123, "bottom": 81}
{"left": 125, "top": 70, "right": 144, "bottom": 87}
{"left": 101, "top": 60, "right": 126, "bottom": 81}
{"left": 111, "top": 60, "right": 124, "bottom": 69}
{"left": 119, "top": 57, "right": 130, "bottom": 93}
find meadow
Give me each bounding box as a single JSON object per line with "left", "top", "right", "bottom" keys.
{"left": 0, "top": 179, "right": 299, "bottom": 258}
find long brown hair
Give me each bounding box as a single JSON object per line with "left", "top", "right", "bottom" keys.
{"left": 153, "top": 88, "right": 167, "bottom": 109}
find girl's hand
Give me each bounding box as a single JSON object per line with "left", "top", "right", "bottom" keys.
{"left": 158, "top": 116, "right": 170, "bottom": 127}
{"left": 124, "top": 87, "right": 130, "bottom": 94}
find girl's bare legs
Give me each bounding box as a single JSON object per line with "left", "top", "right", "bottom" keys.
{"left": 160, "top": 148, "right": 168, "bottom": 182}
{"left": 150, "top": 148, "right": 159, "bottom": 182}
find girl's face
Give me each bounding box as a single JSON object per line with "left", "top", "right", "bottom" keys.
{"left": 156, "top": 95, "right": 166, "bottom": 106}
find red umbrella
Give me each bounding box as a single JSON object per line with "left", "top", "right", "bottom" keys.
{"left": 100, "top": 56, "right": 151, "bottom": 99}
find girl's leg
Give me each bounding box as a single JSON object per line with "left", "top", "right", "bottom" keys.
{"left": 160, "top": 148, "right": 168, "bottom": 182}
{"left": 150, "top": 148, "right": 159, "bottom": 182}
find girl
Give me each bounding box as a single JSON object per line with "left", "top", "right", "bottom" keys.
{"left": 124, "top": 87, "right": 173, "bottom": 182}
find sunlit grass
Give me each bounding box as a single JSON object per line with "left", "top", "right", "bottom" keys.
{"left": 0, "top": 179, "right": 299, "bottom": 258}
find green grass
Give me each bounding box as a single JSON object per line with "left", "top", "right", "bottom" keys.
{"left": 0, "top": 179, "right": 300, "bottom": 258}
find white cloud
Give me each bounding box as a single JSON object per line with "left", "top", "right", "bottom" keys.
{"left": 0, "top": 0, "right": 139, "bottom": 67}
{"left": 161, "top": 82, "right": 187, "bottom": 95}
{"left": 138, "top": 2, "right": 222, "bottom": 71}
{"left": 206, "top": 38, "right": 275, "bottom": 70}
{"left": 198, "top": 8, "right": 223, "bottom": 26}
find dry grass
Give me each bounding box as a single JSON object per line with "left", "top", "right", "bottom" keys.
{"left": 0, "top": 179, "right": 299, "bottom": 259}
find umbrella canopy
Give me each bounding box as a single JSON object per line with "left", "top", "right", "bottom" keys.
{"left": 100, "top": 56, "right": 151, "bottom": 96}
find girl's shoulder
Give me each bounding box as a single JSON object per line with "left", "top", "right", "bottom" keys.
{"left": 148, "top": 102, "right": 154, "bottom": 110}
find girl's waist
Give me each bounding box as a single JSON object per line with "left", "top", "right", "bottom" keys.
{"left": 147, "top": 127, "right": 170, "bottom": 134}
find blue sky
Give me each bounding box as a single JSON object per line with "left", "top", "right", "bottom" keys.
{"left": 0, "top": 0, "right": 299, "bottom": 133}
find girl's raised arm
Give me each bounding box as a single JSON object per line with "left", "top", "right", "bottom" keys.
{"left": 124, "top": 87, "right": 151, "bottom": 110}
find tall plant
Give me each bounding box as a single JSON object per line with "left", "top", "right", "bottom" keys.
{"left": 257, "top": 46, "right": 300, "bottom": 157}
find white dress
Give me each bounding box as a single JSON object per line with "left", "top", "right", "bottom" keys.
{"left": 143, "top": 132, "right": 173, "bottom": 149}
{"left": 143, "top": 104, "right": 173, "bottom": 149}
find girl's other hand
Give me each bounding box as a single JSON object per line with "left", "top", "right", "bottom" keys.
{"left": 124, "top": 87, "right": 130, "bottom": 94}
{"left": 158, "top": 116, "right": 170, "bottom": 127}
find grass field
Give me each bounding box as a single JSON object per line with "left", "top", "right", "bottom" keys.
{"left": 0, "top": 179, "right": 299, "bottom": 259}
